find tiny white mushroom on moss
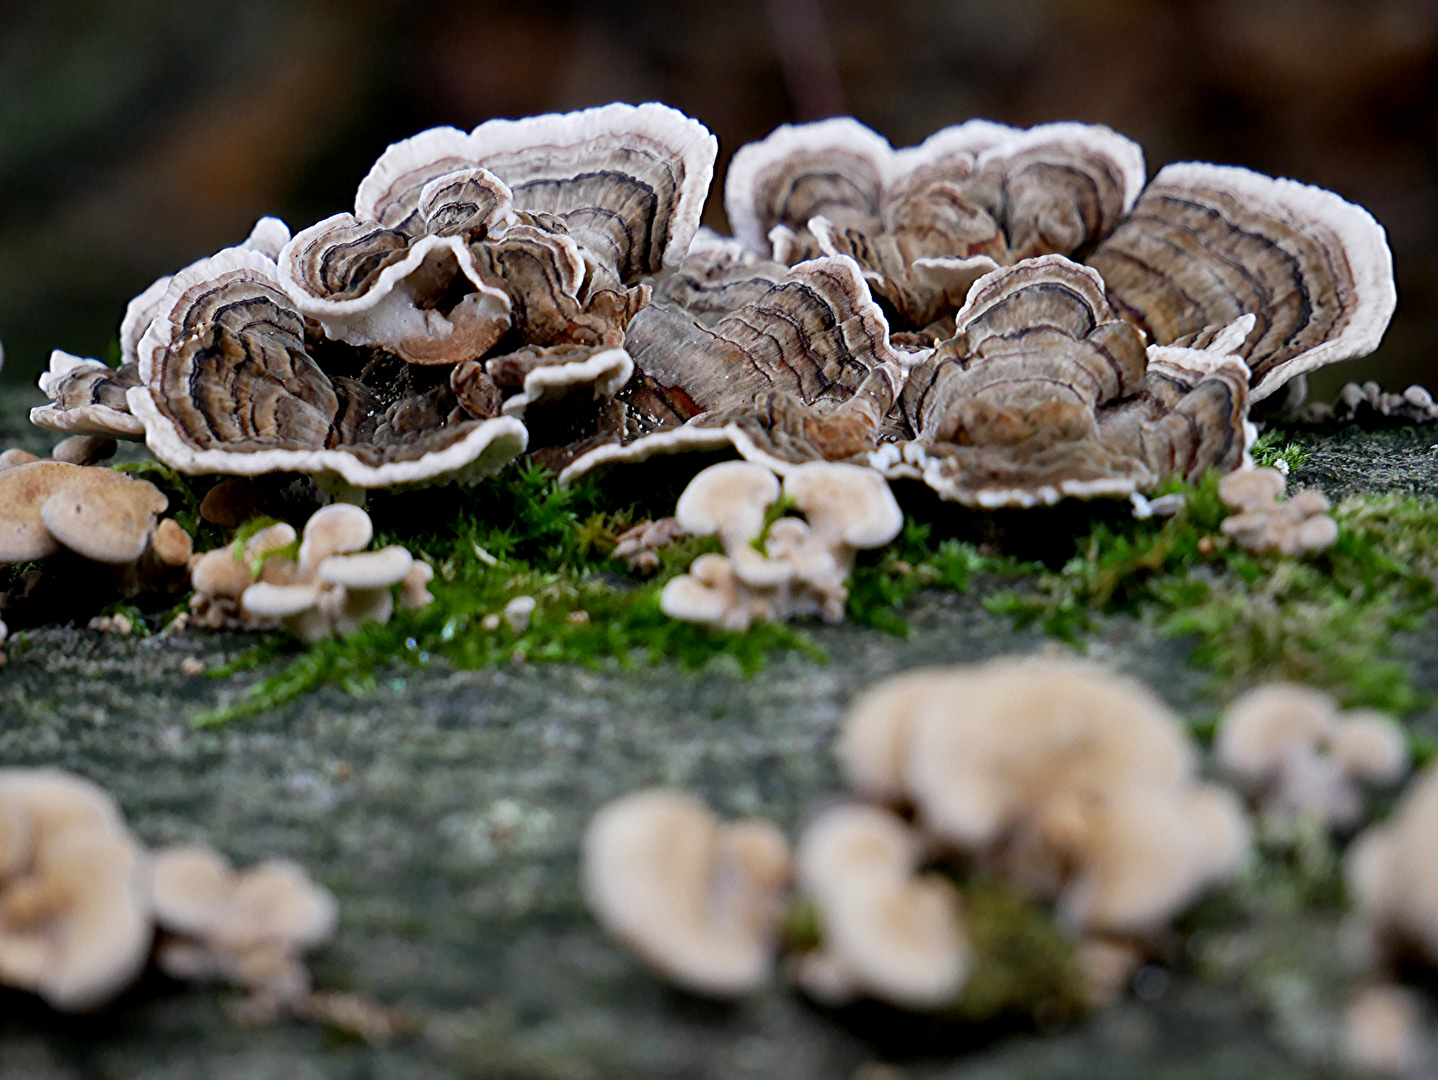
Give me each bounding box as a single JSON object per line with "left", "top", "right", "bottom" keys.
{"left": 502, "top": 595, "right": 537, "bottom": 633}
{"left": 1217, "top": 683, "right": 1409, "bottom": 828}
{"left": 400, "top": 562, "right": 435, "bottom": 610}
{"left": 582, "top": 789, "right": 792, "bottom": 997}
{"left": 1218, "top": 467, "right": 1286, "bottom": 512}
{"left": 674, "top": 461, "right": 780, "bottom": 550}
{"left": 791, "top": 803, "right": 970, "bottom": 1010}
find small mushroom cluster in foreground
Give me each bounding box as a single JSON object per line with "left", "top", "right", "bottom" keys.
{"left": 583, "top": 657, "right": 1251, "bottom": 1012}
{"left": 0, "top": 768, "right": 334, "bottom": 1014}
{"left": 659, "top": 461, "right": 902, "bottom": 630}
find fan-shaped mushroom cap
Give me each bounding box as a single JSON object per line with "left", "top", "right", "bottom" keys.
{"left": 125, "top": 247, "right": 527, "bottom": 489}
{"left": 674, "top": 461, "right": 780, "bottom": 550}
{"left": 150, "top": 518, "right": 193, "bottom": 568}
{"left": 1216, "top": 684, "right": 1409, "bottom": 826}
{"left": 1037, "top": 783, "right": 1250, "bottom": 935}
{"left": 241, "top": 582, "right": 323, "bottom": 619}
{"left": 30, "top": 352, "right": 145, "bottom": 440}
{"left": 317, "top": 546, "right": 413, "bottom": 590}
{"left": 0, "top": 461, "right": 136, "bottom": 563}
{"left": 40, "top": 474, "right": 168, "bottom": 564}
{"left": 297, "top": 503, "right": 373, "bottom": 574}
{"left": 838, "top": 667, "right": 972, "bottom": 803}
{"left": 1088, "top": 162, "right": 1395, "bottom": 400}
{"left": 1216, "top": 684, "right": 1337, "bottom": 785}
{"left": 150, "top": 844, "right": 336, "bottom": 999}
{"left": 659, "top": 553, "right": 761, "bottom": 633}
{"left": 781, "top": 462, "right": 902, "bottom": 551}
{"left": 793, "top": 804, "right": 970, "bottom": 1009}
{"left": 1347, "top": 763, "right": 1438, "bottom": 963}
{"left": 1219, "top": 467, "right": 1287, "bottom": 512}
{"left": 893, "top": 257, "right": 1252, "bottom": 508}
{"left": 0, "top": 769, "right": 150, "bottom": 1012}
{"left": 901, "top": 657, "right": 1193, "bottom": 849}
{"left": 582, "top": 789, "right": 792, "bottom": 997}
{"left": 561, "top": 255, "right": 905, "bottom": 484}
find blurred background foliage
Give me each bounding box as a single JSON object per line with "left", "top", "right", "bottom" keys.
{"left": 0, "top": 0, "right": 1434, "bottom": 399}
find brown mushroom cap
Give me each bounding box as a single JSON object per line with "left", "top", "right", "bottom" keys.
{"left": 0, "top": 449, "right": 40, "bottom": 471}
{"left": 40, "top": 475, "right": 168, "bottom": 564}
{"left": 0, "top": 462, "right": 132, "bottom": 563}
{"left": 582, "top": 788, "right": 791, "bottom": 997}
{"left": 190, "top": 548, "right": 253, "bottom": 601}
{"left": 781, "top": 462, "right": 902, "bottom": 551}
{"left": 150, "top": 519, "right": 193, "bottom": 567}
{"left": 674, "top": 462, "right": 780, "bottom": 550}
{"left": 50, "top": 436, "right": 118, "bottom": 467}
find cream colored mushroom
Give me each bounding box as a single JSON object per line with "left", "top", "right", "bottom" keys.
{"left": 790, "top": 803, "right": 970, "bottom": 1010}
{"left": 1220, "top": 481, "right": 1338, "bottom": 556}
{"left": 781, "top": 462, "right": 903, "bottom": 554}
{"left": 842, "top": 658, "right": 1251, "bottom": 934}
{"left": 0, "top": 448, "right": 39, "bottom": 471}
{"left": 50, "top": 436, "right": 117, "bottom": 467}
{"left": 149, "top": 519, "right": 193, "bottom": 568}
{"left": 1347, "top": 761, "right": 1438, "bottom": 966}
{"left": 318, "top": 546, "right": 414, "bottom": 636}
{"left": 400, "top": 562, "right": 435, "bottom": 610}
{"left": 0, "top": 769, "right": 151, "bottom": 1012}
{"left": 582, "top": 788, "right": 792, "bottom": 997}
{"left": 1217, "top": 683, "right": 1409, "bottom": 828}
{"left": 150, "top": 844, "right": 337, "bottom": 1003}
{"left": 659, "top": 553, "right": 766, "bottom": 632}
{"left": 1218, "top": 467, "right": 1286, "bottom": 512}
{"left": 39, "top": 475, "right": 168, "bottom": 564}
{"left": 297, "top": 504, "right": 373, "bottom": 576}
{"left": 674, "top": 461, "right": 780, "bottom": 551}
{"left": 0, "top": 462, "right": 134, "bottom": 563}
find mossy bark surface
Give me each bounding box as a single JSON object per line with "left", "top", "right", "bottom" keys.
{"left": 2, "top": 389, "right": 1434, "bottom": 1079}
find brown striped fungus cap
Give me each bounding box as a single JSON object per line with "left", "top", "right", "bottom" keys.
{"left": 31, "top": 217, "right": 290, "bottom": 442}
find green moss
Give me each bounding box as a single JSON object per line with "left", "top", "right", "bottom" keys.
{"left": 191, "top": 466, "right": 821, "bottom": 726}
{"left": 952, "top": 877, "right": 1085, "bottom": 1025}
{"left": 984, "top": 472, "right": 1438, "bottom": 715}
{"left": 1250, "top": 429, "right": 1311, "bottom": 474}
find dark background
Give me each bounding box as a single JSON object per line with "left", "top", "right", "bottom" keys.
{"left": 1, "top": 0, "right": 1434, "bottom": 400}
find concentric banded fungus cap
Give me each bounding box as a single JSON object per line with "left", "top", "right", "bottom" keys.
{"left": 793, "top": 803, "right": 970, "bottom": 1009}
{"left": 1347, "top": 762, "right": 1438, "bottom": 962}
{"left": 1087, "top": 162, "right": 1396, "bottom": 400}
{"left": 0, "top": 462, "right": 137, "bottom": 563}
{"left": 560, "top": 254, "right": 905, "bottom": 485}
{"left": 32, "top": 218, "right": 291, "bottom": 441}
{"left": 0, "top": 769, "right": 151, "bottom": 1011}
{"left": 39, "top": 475, "right": 168, "bottom": 564}
{"left": 674, "top": 461, "right": 780, "bottom": 550}
{"left": 124, "top": 247, "right": 527, "bottom": 489}
{"left": 582, "top": 789, "right": 792, "bottom": 997}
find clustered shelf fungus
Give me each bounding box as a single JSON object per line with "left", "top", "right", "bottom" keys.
{"left": 0, "top": 768, "right": 336, "bottom": 1016}
{"left": 582, "top": 657, "right": 1250, "bottom": 1014}
{"left": 28, "top": 104, "right": 1394, "bottom": 516}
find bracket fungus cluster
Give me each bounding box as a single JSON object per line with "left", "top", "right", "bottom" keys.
{"left": 1218, "top": 467, "right": 1338, "bottom": 555}
{"left": 1217, "top": 684, "right": 1408, "bottom": 829}
{"left": 0, "top": 768, "right": 336, "bottom": 1015}
{"left": 30, "top": 104, "right": 1393, "bottom": 517}
{"left": 659, "top": 460, "right": 902, "bottom": 630}
{"left": 232, "top": 504, "right": 434, "bottom": 643}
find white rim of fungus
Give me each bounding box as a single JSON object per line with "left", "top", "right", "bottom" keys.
{"left": 355, "top": 126, "right": 476, "bottom": 223}
{"left": 127, "top": 246, "right": 528, "bottom": 488}
{"left": 501, "top": 348, "right": 635, "bottom": 418}
{"left": 558, "top": 425, "right": 737, "bottom": 487}
{"left": 973, "top": 121, "right": 1147, "bottom": 214}
{"left": 30, "top": 350, "right": 146, "bottom": 439}
{"left": 1148, "top": 163, "right": 1396, "bottom": 402}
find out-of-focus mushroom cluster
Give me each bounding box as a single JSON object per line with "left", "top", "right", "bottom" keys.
{"left": 583, "top": 657, "right": 1251, "bottom": 1012}
{"left": 28, "top": 105, "right": 1395, "bottom": 517}
{"left": 1218, "top": 467, "right": 1338, "bottom": 555}
{"left": 659, "top": 460, "right": 901, "bottom": 630}
{"left": 0, "top": 768, "right": 334, "bottom": 1015}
